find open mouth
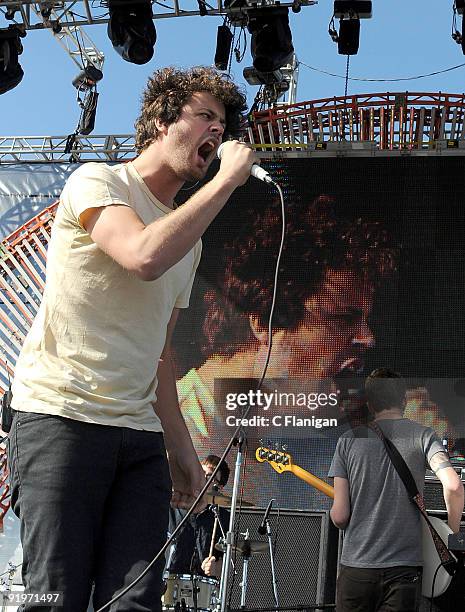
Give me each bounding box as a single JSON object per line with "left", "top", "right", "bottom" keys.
{"left": 197, "top": 141, "right": 216, "bottom": 163}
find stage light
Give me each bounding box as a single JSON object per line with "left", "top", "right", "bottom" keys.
{"left": 214, "top": 24, "right": 233, "bottom": 71}
{"left": 72, "top": 64, "right": 103, "bottom": 90}
{"left": 0, "top": 26, "right": 26, "bottom": 95}
{"left": 338, "top": 18, "right": 360, "bottom": 55}
{"left": 333, "top": 0, "right": 372, "bottom": 18}
{"left": 333, "top": 0, "right": 371, "bottom": 56}
{"left": 243, "top": 66, "right": 284, "bottom": 86}
{"left": 108, "top": 0, "right": 156, "bottom": 65}
{"left": 247, "top": 7, "right": 294, "bottom": 74}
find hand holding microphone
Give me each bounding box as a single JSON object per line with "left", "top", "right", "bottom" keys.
{"left": 217, "top": 140, "right": 273, "bottom": 185}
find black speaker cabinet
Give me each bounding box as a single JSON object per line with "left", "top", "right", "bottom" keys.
{"left": 424, "top": 467, "right": 465, "bottom": 517}
{"left": 225, "top": 508, "right": 339, "bottom": 609}
{"left": 424, "top": 478, "right": 448, "bottom": 514}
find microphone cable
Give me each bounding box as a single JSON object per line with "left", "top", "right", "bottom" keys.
{"left": 429, "top": 562, "right": 441, "bottom": 612}
{"left": 96, "top": 175, "right": 286, "bottom": 611}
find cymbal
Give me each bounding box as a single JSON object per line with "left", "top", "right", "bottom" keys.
{"left": 215, "top": 538, "right": 268, "bottom": 555}
{"left": 204, "top": 491, "right": 255, "bottom": 508}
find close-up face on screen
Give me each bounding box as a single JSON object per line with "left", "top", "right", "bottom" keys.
{"left": 173, "top": 156, "right": 465, "bottom": 510}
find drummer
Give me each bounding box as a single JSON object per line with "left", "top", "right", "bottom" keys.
{"left": 166, "top": 455, "right": 230, "bottom": 578}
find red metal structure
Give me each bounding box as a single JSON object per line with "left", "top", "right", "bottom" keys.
{"left": 247, "top": 92, "right": 465, "bottom": 150}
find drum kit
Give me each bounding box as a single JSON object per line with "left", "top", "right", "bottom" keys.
{"left": 162, "top": 574, "right": 219, "bottom": 612}
{"left": 162, "top": 491, "right": 267, "bottom": 612}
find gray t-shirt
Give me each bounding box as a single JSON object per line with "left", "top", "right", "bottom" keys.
{"left": 328, "top": 418, "right": 444, "bottom": 568}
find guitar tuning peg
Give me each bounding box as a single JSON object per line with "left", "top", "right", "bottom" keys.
{"left": 258, "top": 438, "right": 264, "bottom": 446}
{"left": 282, "top": 444, "right": 288, "bottom": 451}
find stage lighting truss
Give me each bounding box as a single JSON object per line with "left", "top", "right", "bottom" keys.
{"left": 0, "top": 1, "right": 313, "bottom": 97}
{"left": 0, "top": 2, "right": 105, "bottom": 75}
{"left": 0, "top": 1, "right": 317, "bottom": 28}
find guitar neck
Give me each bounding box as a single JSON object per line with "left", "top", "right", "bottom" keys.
{"left": 290, "top": 464, "right": 335, "bottom": 499}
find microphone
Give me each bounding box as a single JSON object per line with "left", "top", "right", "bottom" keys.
{"left": 257, "top": 499, "right": 274, "bottom": 535}
{"left": 217, "top": 142, "right": 273, "bottom": 184}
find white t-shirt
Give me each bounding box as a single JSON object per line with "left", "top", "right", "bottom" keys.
{"left": 12, "top": 161, "right": 201, "bottom": 431}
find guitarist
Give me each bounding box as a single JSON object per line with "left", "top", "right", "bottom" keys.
{"left": 328, "top": 368, "right": 464, "bottom": 612}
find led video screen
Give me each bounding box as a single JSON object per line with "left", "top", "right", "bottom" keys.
{"left": 173, "top": 156, "right": 465, "bottom": 511}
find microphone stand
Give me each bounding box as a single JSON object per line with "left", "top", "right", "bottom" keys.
{"left": 264, "top": 519, "right": 279, "bottom": 608}
{"left": 190, "top": 524, "right": 200, "bottom": 612}
{"left": 218, "top": 429, "right": 246, "bottom": 612}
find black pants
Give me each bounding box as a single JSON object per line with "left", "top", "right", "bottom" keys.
{"left": 336, "top": 564, "right": 423, "bottom": 612}
{"left": 8, "top": 411, "right": 172, "bottom": 612}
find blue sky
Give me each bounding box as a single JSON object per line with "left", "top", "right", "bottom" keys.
{"left": 2, "top": 1, "right": 465, "bottom": 136}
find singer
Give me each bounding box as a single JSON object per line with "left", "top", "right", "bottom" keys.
{"left": 8, "top": 67, "right": 257, "bottom": 611}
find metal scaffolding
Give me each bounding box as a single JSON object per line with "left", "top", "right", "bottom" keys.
{"left": 0, "top": 1, "right": 316, "bottom": 29}
{"left": 0, "top": 134, "right": 135, "bottom": 163}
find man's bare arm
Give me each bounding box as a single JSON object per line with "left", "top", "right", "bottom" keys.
{"left": 153, "top": 309, "right": 206, "bottom": 510}
{"left": 330, "top": 477, "right": 351, "bottom": 530}
{"left": 82, "top": 142, "right": 256, "bottom": 281}
{"left": 429, "top": 451, "right": 464, "bottom": 533}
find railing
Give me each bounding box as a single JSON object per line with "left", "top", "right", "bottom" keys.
{"left": 247, "top": 92, "right": 465, "bottom": 151}
{"left": 0, "top": 203, "right": 57, "bottom": 393}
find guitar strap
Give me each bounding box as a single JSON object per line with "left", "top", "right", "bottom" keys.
{"left": 369, "top": 420, "right": 456, "bottom": 576}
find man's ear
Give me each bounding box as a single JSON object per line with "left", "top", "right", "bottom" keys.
{"left": 155, "top": 117, "right": 169, "bottom": 135}
{"left": 249, "top": 315, "right": 268, "bottom": 345}
{"left": 249, "top": 316, "right": 285, "bottom": 347}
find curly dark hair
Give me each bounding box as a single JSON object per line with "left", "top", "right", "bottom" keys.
{"left": 135, "top": 66, "right": 248, "bottom": 153}
{"left": 203, "top": 195, "right": 398, "bottom": 356}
